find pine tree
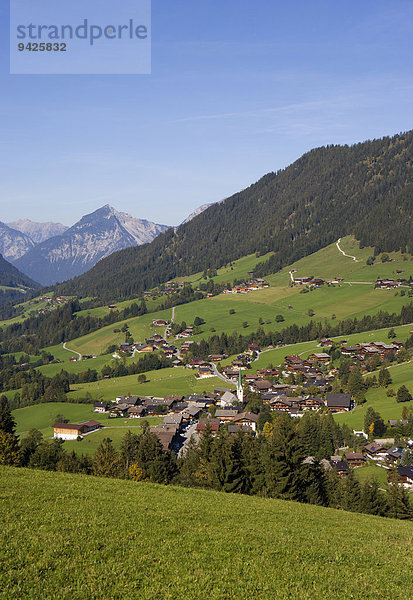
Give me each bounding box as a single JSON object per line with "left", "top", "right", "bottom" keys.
{"left": 0, "top": 396, "right": 16, "bottom": 434}
{"left": 93, "top": 438, "right": 121, "bottom": 478}
{"left": 359, "top": 479, "right": 386, "bottom": 516}
{"left": 263, "top": 414, "right": 306, "bottom": 501}
{"left": 347, "top": 368, "right": 364, "bottom": 395}
{"left": 20, "top": 429, "right": 43, "bottom": 466}
{"left": 0, "top": 430, "right": 21, "bottom": 466}
{"left": 222, "top": 432, "right": 250, "bottom": 494}
{"left": 301, "top": 459, "right": 328, "bottom": 506}
{"left": 339, "top": 471, "right": 361, "bottom": 512}
{"left": 396, "top": 385, "right": 412, "bottom": 403}
{"left": 386, "top": 470, "right": 413, "bottom": 519}
{"left": 299, "top": 413, "right": 320, "bottom": 456}
{"left": 119, "top": 430, "right": 140, "bottom": 474}
{"left": 378, "top": 367, "right": 392, "bottom": 387}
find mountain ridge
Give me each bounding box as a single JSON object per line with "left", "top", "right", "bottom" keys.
{"left": 13, "top": 205, "right": 169, "bottom": 285}
{"left": 7, "top": 219, "right": 69, "bottom": 244}
{"left": 55, "top": 130, "right": 413, "bottom": 301}
{"left": 0, "top": 221, "right": 35, "bottom": 261}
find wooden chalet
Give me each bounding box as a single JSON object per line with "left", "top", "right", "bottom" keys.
{"left": 196, "top": 419, "right": 220, "bottom": 434}
{"left": 344, "top": 452, "right": 366, "bottom": 467}
{"left": 326, "top": 393, "right": 352, "bottom": 413}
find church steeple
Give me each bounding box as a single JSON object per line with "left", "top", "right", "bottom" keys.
{"left": 237, "top": 369, "right": 244, "bottom": 403}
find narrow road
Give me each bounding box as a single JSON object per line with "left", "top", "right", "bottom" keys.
{"left": 336, "top": 238, "right": 358, "bottom": 262}
{"left": 62, "top": 341, "right": 82, "bottom": 360}
{"left": 210, "top": 362, "right": 236, "bottom": 385}
{"left": 289, "top": 270, "right": 295, "bottom": 283}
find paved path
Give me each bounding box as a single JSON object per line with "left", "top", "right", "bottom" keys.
{"left": 336, "top": 238, "right": 359, "bottom": 262}
{"left": 62, "top": 341, "right": 82, "bottom": 360}
{"left": 289, "top": 270, "right": 295, "bottom": 282}
{"left": 210, "top": 362, "right": 235, "bottom": 384}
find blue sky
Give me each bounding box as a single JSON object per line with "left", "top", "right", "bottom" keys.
{"left": 1, "top": 0, "right": 413, "bottom": 226}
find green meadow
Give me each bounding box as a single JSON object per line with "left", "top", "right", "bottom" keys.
{"left": 67, "top": 307, "right": 173, "bottom": 356}
{"left": 1, "top": 466, "right": 412, "bottom": 600}
{"left": 353, "top": 462, "right": 389, "bottom": 486}
{"left": 66, "top": 366, "right": 233, "bottom": 403}
{"left": 12, "top": 402, "right": 163, "bottom": 454}
{"left": 335, "top": 360, "right": 413, "bottom": 430}
{"left": 60, "top": 282, "right": 412, "bottom": 357}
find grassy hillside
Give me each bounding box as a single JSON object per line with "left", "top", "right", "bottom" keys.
{"left": 267, "top": 236, "right": 413, "bottom": 286}
{"left": 335, "top": 360, "right": 413, "bottom": 430}
{"left": 1, "top": 466, "right": 412, "bottom": 600}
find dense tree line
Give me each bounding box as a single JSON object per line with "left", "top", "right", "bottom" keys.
{"left": 54, "top": 131, "right": 413, "bottom": 301}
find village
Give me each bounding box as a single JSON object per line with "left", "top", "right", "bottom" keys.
{"left": 53, "top": 329, "right": 413, "bottom": 490}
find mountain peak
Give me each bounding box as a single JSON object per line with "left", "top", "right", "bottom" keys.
{"left": 13, "top": 206, "right": 170, "bottom": 285}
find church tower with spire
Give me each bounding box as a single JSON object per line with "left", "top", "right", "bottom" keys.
{"left": 237, "top": 369, "right": 244, "bottom": 403}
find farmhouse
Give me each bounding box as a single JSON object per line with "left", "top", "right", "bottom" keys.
{"left": 215, "top": 409, "right": 240, "bottom": 423}
{"left": 326, "top": 393, "right": 352, "bottom": 413}
{"left": 395, "top": 466, "right": 413, "bottom": 489}
{"left": 232, "top": 412, "right": 259, "bottom": 432}
{"left": 53, "top": 420, "right": 101, "bottom": 440}
{"left": 344, "top": 452, "right": 366, "bottom": 467}
{"left": 364, "top": 442, "right": 387, "bottom": 460}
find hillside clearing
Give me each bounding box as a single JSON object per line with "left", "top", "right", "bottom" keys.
{"left": 0, "top": 466, "right": 412, "bottom": 600}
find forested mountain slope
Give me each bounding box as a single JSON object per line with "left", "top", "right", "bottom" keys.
{"left": 57, "top": 131, "right": 413, "bottom": 301}
{"left": 0, "top": 254, "right": 40, "bottom": 305}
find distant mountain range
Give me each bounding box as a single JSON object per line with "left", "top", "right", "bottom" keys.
{"left": 0, "top": 221, "right": 35, "bottom": 261}
{"left": 7, "top": 219, "right": 69, "bottom": 244}
{"left": 8, "top": 205, "right": 169, "bottom": 285}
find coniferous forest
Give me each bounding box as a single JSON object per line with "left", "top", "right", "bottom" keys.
{"left": 55, "top": 131, "right": 413, "bottom": 302}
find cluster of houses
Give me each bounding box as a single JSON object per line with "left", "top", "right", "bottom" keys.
{"left": 37, "top": 295, "right": 72, "bottom": 314}
{"left": 305, "top": 448, "right": 413, "bottom": 489}
{"left": 142, "top": 281, "right": 186, "bottom": 298}
{"left": 376, "top": 278, "right": 409, "bottom": 289}
{"left": 313, "top": 441, "right": 413, "bottom": 490}
{"left": 91, "top": 389, "right": 260, "bottom": 451}
{"left": 222, "top": 278, "right": 269, "bottom": 294}
{"left": 292, "top": 275, "right": 344, "bottom": 286}
{"left": 118, "top": 334, "right": 178, "bottom": 358}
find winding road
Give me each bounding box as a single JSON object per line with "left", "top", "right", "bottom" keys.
{"left": 336, "top": 238, "right": 359, "bottom": 262}
{"left": 62, "top": 341, "right": 82, "bottom": 360}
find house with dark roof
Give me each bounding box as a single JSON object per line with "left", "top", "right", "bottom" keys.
{"left": 344, "top": 452, "right": 366, "bottom": 467}
{"left": 395, "top": 466, "right": 413, "bottom": 488}
{"left": 364, "top": 442, "right": 387, "bottom": 460}
{"left": 326, "top": 393, "right": 352, "bottom": 412}
{"left": 232, "top": 412, "right": 259, "bottom": 432}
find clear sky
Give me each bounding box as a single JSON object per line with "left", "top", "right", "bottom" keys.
{"left": 1, "top": 0, "right": 413, "bottom": 227}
